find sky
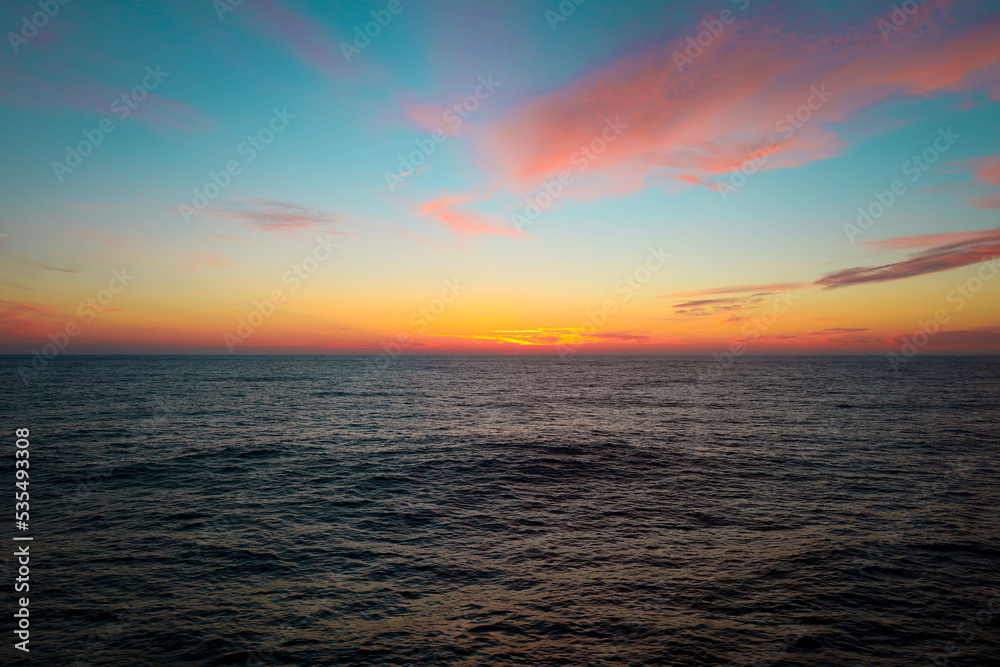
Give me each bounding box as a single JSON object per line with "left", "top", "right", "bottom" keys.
{"left": 1, "top": 0, "right": 999, "bottom": 356}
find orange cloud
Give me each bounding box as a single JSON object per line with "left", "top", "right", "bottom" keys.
{"left": 441, "top": 328, "right": 654, "bottom": 347}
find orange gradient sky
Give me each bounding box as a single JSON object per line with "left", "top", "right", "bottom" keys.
{"left": 1, "top": 0, "right": 998, "bottom": 355}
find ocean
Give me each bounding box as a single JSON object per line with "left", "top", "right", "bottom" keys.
{"left": 1, "top": 355, "right": 998, "bottom": 666}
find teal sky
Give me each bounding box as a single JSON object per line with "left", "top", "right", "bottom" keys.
{"left": 1, "top": 0, "right": 999, "bottom": 354}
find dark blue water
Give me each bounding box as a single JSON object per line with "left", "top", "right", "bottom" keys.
{"left": 1, "top": 355, "right": 998, "bottom": 666}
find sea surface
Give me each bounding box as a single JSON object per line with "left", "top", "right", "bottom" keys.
{"left": 1, "top": 355, "right": 998, "bottom": 666}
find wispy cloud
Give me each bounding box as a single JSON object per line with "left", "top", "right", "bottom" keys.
{"left": 419, "top": 196, "right": 522, "bottom": 238}
{"left": 31, "top": 263, "right": 78, "bottom": 273}
{"left": 858, "top": 228, "right": 1000, "bottom": 251}
{"left": 0, "top": 63, "right": 214, "bottom": 133}
{"left": 0, "top": 300, "right": 52, "bottom": 313}
{"left": 667, "top": 284, "right": 801, "bottom": 317}
{"left": 817, "top": 228, "right": 1000, "bottom": 288}
{"left": 970, "top": 194, "right": 1000, "bottom": 209}
{"left": 50, "top": 201, "right": 153, "bottom": 213}
{"left": 888, "top": 326, "right": 1000, "bottom": 347}
{"left": 242, "top": 0, "right": 347, "bottom": 79}
{"left": 207, "top": 199, "right": 341, "bottom": 233}
{"left": 665, "top": 282, "right": 808, "bottom": 299}
{"left": 732, "top": 327, "right": 877, "bottom": 348}
{"left": 589, "top": 331, "right": 653, "bottom": 343}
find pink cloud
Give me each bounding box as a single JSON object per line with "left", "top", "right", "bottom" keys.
{"left": 243, "top": 0, "right": 346, "bottom": 79}
{"left": 207, "top": 200, "right": 341, "bottom": 233}
{"left": 402, "top": 102, "right": 464, "bottom": 137}
{"left": 419, "top": 196, "right": 522, "bottom": 238}
{"left": 859, "top": 228, "right": 1000, "bottom": 251}
{"left": 477, "top": 1, "right": 1000, "bottom": 195}
{"left": 969, "top": 155, "right": 1000, "bottom": 186}
{"left": 0, "top": 300, "right": 65, "bottom": 340}
{"left": 970, "top": 194, "right": 1000, "bottom": 209}
{"left": 0, "top": 300, "right": 53, "bottom": 313}
{"left": 0, "top": 63, "right": 214, "bottom": 133}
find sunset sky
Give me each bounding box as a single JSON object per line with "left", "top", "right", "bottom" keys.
{"left": 1, "top": 0, "right": 999, "bottom": 354}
